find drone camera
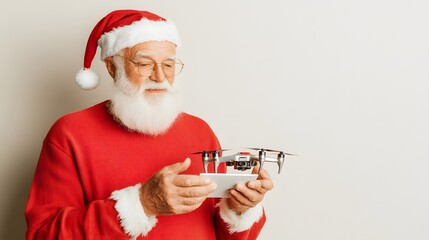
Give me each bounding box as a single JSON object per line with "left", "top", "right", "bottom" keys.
{"left": 237, "top": 161, "right": 246, "bottom": 166}
{"left": 235, "top": 162, "right": 249, "bottom": 171}
{"left": 234, "top": 160, "right": 257, "bottom": 171}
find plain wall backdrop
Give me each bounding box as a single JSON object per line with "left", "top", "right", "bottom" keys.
{"left": 1, "top": 0, "right": 428, "bottom": 239}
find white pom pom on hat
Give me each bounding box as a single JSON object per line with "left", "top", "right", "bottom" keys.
{"left": 76, "top": 9, "right": 181, "bottom": 90}
{"left": 76, "top": 68, "right": 100, "bottom": 90}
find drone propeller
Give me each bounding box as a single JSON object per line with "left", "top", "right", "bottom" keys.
{"left": 247, "top": 147, "right": 279, "bottom": 152}
{"left": 191, "top": 149, "right": 231, "bottom": 155}
{"left": 247, "top": 147, "right": 297, "bottom": 156}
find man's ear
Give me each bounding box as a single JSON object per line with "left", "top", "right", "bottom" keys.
{"left": 104, "top": 57, "right": 116, "bottom": 79}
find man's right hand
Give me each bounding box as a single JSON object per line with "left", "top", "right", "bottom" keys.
{"left": 139, "top": 158, "right": 217, "bottom": 216}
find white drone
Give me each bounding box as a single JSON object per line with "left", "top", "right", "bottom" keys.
{"left": 193, "top": 148, "right": 296, "bottom": 174}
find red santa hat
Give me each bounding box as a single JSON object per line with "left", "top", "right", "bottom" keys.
{"left": 76, "top": 10, "right": 181, "bottom": 90}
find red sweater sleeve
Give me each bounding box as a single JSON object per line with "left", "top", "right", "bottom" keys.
{"left": 215, "top": 209, "right": 266, "bottom": 240}
{"left": 211, "top": 152, "right": 267, "bottom": 240}
{"left": 25, "top": 140, "right": 128, "bottom": 239}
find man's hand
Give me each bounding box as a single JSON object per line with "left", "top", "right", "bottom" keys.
{"left": 139, "top": 158, "right": 217, "bottom": 216}
{"left": 226, "top": 164, "right": 274, "bottom": 213}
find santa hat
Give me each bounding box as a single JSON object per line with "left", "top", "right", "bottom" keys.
{"left": 76, "top": 10, "right": 181, "bottom": 90}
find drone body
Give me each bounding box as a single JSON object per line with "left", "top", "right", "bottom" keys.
{"left": 195, "top": 148, "right": 294, "bottom": 174}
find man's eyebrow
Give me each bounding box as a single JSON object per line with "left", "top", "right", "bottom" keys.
{"left": 134, "top": 51, "right": 177, "bottom": 61}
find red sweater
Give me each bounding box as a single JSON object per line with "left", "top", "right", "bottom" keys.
{"left": 26, "top": 101, "right": 265, "bottom": 239}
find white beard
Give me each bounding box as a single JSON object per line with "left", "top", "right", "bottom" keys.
{"left": 109, "top": 57, "right": 183, "bottom": 135}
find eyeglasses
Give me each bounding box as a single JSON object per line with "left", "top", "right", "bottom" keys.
{"left": 117, "top": 55, "right": 184, "bottom": 78}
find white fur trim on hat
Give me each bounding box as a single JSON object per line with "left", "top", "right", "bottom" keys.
{"left": 98, "top": 18, "right": 181, "bottom": 60}
{"left": 217, "top": 198, "right": 264, "bottom": 233}
{"left": 110, "top": 183, "right": 158, "bottom": 238}
{"left": 75, "top": 68, "right": 100, "bottom": 90}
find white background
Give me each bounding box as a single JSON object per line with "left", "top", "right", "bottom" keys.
{"left": 1, "top": 0, "right": 428, "bottom": 239}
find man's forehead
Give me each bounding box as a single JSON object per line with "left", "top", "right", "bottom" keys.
{"left": 125, "top": 41, "right": 177, "bottom": 59}
{"left": 134, "top": 51, "right": 177, "bottom": 60}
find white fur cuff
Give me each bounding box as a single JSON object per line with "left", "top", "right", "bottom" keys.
{"left": 217, "top": 198, "right": 264, "bottom": 233}
{"left": 110, "top": 183, "right": 157, "bottom": 238}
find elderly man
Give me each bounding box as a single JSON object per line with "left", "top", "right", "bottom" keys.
{"left": 25, "top": 10, "right": 273, "bottom": 239}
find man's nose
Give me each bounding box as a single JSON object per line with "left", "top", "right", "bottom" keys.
{"left": 149, "top": 64, "right": 165, "bottom": 82}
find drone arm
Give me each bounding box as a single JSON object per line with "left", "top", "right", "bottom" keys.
{"left": 263, "top": 157, "right": 278, "bottom": 163}
{"left": 218, "top": 156, "right": 235, "bottom": 163}
{"left": 203, "top": 160, "right": 209, "bottom": 173}
{"left": 263, "top": 156, "right": 284, "bottom": 174}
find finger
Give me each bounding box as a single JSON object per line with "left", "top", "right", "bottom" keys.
{"left": 257, "top": 168, "right": 272, "bottom": 181}
{"left": 235, "top": 183, "right": 264, "bottom": 203}
{"left": 168, "top": 196, "right": 207, "bottom": 214}
{"left": 246, "top": 180, "right": 265, "bottom": 194}
{"left": 247, "top": 179, "right": 273, "bottom": 194}
{"left": 251, "top": 162, "right": 260, "bottom": 174}
{"left": 226, "top": 194, "right": 249, "bottom": 212}
{"left": 228, "top": 188, "right": 256, "bottom": 207}
{"left": 161, "top": 158, "right": 191, "bottom": 174}
{"left": 251, "top": 162, "right": 272, "bottom": 180}
{"left": 168, "top": 201, "right": 201, "bottom": 215}
{"left": 173, "top": 175, "right": 212, "bottom": 187}
{"left": 176, "top": 183, "right": 217, "bottom": 197}
{"left": 261, "top": 179, "right": 274, "bottom": 190}
{"left": 179, "top": 196, "right": 207, "bottom": 206}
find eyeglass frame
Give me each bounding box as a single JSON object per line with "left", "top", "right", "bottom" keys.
{"left": 115, "top": 55, "right": 185, "bottom": 78}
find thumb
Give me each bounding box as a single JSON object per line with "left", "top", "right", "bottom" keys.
{"left": 251, "top": 161, "right": 260, "bottom": 174}
{"left": 161, "top": 158, "right": 191, "bottom": 174}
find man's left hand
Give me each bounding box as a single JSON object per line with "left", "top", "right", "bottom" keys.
{"left": 226, "top": 165, "right": 274, "bottom": 213}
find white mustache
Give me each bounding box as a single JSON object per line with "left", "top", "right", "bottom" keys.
{"left": 142, "top": 80, "right": 172, "bottom": 91}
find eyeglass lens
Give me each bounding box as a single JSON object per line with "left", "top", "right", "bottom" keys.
{"left": 135, "top": 58, "right": 183, "bottom": 77}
